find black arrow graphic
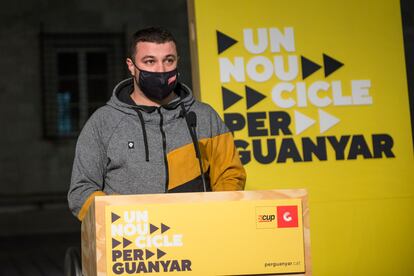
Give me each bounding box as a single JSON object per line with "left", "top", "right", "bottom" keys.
{"left": 161, "top": 223, "right": 170, "bottom": 234}
{"left": 150, "top": 223, "right": 159, "bottom": 234}
{"left": 301, "top": 56, "right": 322, "bottom": 80}
{"left": 157, "top": 248, "right": 167, "bottom": 259}
{"left": 112, "top": 238, "right": 121, "bottom": 249}
{"left": 146, "top": 249, "right": 155, "bottom": 260}
{"left": 111, "top": 212, "right": 120, "bottom": 223}
{"left": 246, "top": 86, "right": 266, "bottom": 109}
{"left": 323, "top": 53, "right": 344, "bottom": 77}
{"left": 222, "top": 86, "right": 242, "bottom": 111}
{"left": 217, "top": 30, "right": 238, "bottom": 54}
{"left": 123, "top": 238, "right": 132, "bottom": 248}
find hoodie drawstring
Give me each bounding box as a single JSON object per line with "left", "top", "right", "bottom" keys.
{"left": 179, "top": 103, "right": 187, "bottom": 118}
{"left": 134, "top": 109, "right": 150, "bottom": 162}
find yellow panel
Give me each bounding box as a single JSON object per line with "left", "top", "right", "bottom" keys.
{"left": 104, "top": 196, "right": 306, "bottom": 275}
{"left": 188, "top": 0, "right": 414, "bottom": 274}
{"left": 311, "top": 197, "right": 414, "bottom": 275}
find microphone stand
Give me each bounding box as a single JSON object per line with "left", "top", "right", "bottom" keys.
{"left": 186, "top": 112, "right": 208, "bottom": 192}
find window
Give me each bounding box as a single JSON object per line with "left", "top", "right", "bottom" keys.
{"left": 41, "top": 33, "right": 126, "bottom": 139}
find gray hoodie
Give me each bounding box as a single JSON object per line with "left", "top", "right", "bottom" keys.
{"left": 68, "top": 78, "right": 246, "bottom": 219}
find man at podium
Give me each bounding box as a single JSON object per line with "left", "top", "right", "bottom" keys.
{"left": 67, "top": 27, "right": 246, "bottom": 221}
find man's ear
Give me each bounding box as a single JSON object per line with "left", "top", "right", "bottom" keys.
{"left": 126, "top": 58, "right": 136, "bottom": 76}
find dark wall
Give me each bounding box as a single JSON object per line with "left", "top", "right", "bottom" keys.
{"left": 0, "top": 0, "right": 191, "bottom": 235}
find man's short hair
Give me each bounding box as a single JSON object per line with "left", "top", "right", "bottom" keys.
{"left": 129, "top": 27, "right": 177, "bottom": 59}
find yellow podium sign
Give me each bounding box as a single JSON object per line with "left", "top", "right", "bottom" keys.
{"left": 81, "top": 190, "right": 311, "bottom": 275}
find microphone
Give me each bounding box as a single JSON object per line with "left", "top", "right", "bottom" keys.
{"left": 187, "top": 112, "right": 199, "bottom": 158}
{"left": 186, "top": 111, "right": 207, "bottom": 192}
{"left": 187, "top": 111, "right": 197, "bottom": 127}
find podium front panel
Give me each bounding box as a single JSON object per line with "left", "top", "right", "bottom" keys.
{"left": 83, "top": 189, "right": 310, "bottom": 275}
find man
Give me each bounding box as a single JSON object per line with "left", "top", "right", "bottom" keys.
{"left": 68, "top": 27, "right": 246, "bottom": 220}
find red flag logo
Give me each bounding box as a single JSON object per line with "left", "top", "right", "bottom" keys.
{"left": 277, "top": 205, "right": 298, "bottom": 228}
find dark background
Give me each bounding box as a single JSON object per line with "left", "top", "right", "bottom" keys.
{"left": 0, "top": 0, "right": 412, "bottom": 275}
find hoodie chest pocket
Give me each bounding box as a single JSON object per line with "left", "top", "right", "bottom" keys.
{"left": 107, "top": 139, "right": 159, "bottom": 172}
{"left": 106, "top": 119, "right": 166, "bottom": 173}
{"left": 126, "top": 125, "right": 166, "bottom": 166}
{"left": 125, "top": 139, "right": 153, "bottom": 166}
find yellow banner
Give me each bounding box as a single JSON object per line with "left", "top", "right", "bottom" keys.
{"left": 190, "top": 0, "right": 413, "bottom": 195}
{"left": 189, "top": 0, "right": 414, "bottom": 275}
{"left": 105, "top": 199, "right": 305, "bottom": 275}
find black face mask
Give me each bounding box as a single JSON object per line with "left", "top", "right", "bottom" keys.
{"left": 133, "top": 66, "right": 178, "bottom": 102}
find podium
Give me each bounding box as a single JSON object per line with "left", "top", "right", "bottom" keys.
{"left": 81, "top": 189, "right": 311, "bottom": 275}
